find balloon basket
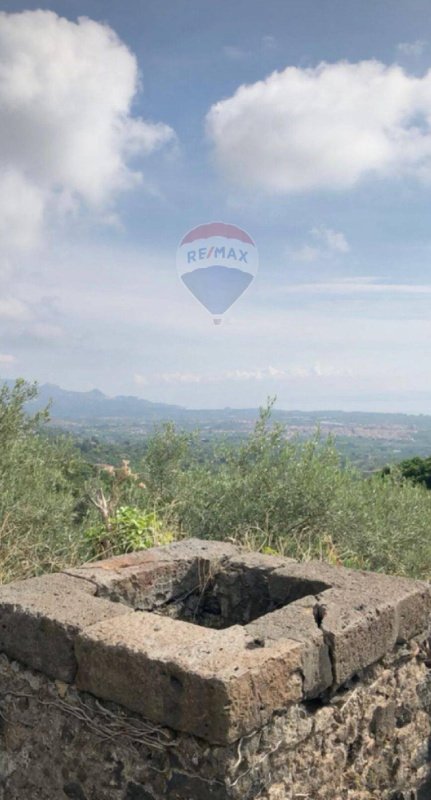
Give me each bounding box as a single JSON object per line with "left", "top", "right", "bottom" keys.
{"left": 213, "top": 317, "right": 222, "bottom": 326}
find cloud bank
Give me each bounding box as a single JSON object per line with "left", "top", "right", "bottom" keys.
{"left": 0, "top": 10, "right": 174, "bottom": 248}
{"left": 207, "top": 59, "right": 431, "bottom": 193}
{"left": 134, "top": 363, "right": 352, "bottom": 386}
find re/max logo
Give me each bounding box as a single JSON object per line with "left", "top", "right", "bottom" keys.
{"left": 187, "top": 246, "right": 248, "bottom": 264}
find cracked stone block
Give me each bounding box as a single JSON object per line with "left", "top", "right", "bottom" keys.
{"left": 315, "top": 577, "right": 431, "bottom": 688}
{"left": 316, "top": 570, "right": 431, "bottom": 689}
{"left": 0, "top": 573, "right": 133, "bottom": 681}
{"left": 65, "top": 538, "right": 241, "bottom": 609}
{"left": 75, "top": 611, "right": 303, "bottom": 744}
{"left": 246, "top": 595, "right": 332, "bottom": 697}
{"left": 317, "top": 589, "right": 398, "bottom": 687}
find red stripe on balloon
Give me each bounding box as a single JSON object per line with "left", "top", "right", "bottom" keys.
{"left": 180, "top": 222, "right": 254, "bottom": 246}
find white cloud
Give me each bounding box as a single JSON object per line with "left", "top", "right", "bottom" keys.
{"left": 312, "top": 226, "right": 349, "bottom": 253}
{"left": 0, "top": 171, "right": 45, "bottom": 251}
{"left": 0, "top": 297, "right": 30, "bottom": 320}
{"left": 397, "top": 40, "right": 427, "bottom": 57}
{"left": 0, "top": 354, "right": 16, "bottom": 364}
{"left": 0, "top": 10, "right": 174, "bottom": 249}
{"left": 206, "top": 59, "right": 431, "bottom": 193}
{"left": 293, "top": 225, "right": 350, "bottom": 262}
{"left": 134, "top": 363, "right": 353, "bottom": 386}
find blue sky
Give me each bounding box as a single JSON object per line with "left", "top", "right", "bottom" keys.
{"left": 2, "top": 2, "right": 431, "bottom": 410}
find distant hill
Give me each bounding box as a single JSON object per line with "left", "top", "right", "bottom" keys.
{"left": 5, "top": 380, "right": 430, "bottom": 430}
{"left": 23, "top": 382, "right": 184, "bottom": 421}
{"left": 3, "top": 378, "right": 431, "bottom": 469}
{"left": 5, "top": 379, "right": 431, "bottom": 470}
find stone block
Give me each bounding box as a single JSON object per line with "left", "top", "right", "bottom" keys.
{"left": 75, "top": 611, "right": 303, "bottom": 744}
{"left": 355, "top": 571, "right": 431, "bottom": 643}
{"left": 65, "top": 538, "right": 240, "bottom": 610}
{"left": 0, "top": 573, "right": 132, "bottom": 681}
{"left": 309, "top": 569, "right": 431, "bottom": 688}
{"left": 267, "top": 560, "right": 344, "bottom": 607}
{"left": 316, "top": 587, "right": 399, "bottom": 687}
{"left": 246, "top": 595, "right": 333, "bottom": 697}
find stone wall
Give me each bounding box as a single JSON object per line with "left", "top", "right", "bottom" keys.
{"left": 0, "top": 539, "right": 430, "bottom": 799}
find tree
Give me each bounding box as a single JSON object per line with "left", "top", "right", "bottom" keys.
{"left": 382, "top": 456, "right": 431, "bottom": 490}
{"left": 0, "top": 379, "right": 89, "bottom": 583}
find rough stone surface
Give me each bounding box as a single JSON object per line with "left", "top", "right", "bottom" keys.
{"left": 316, "top": 576, "right": 431, "bottom": 688}
{"left": 207, "top": 551, "right": 323, "bottom": 627}
{"left": 246, "top": 595, "right": 333, "bottom": 697}
{"left": 75, "top": 611, "right": 303, "bottom": 744}
{"left": 267, "top": 559, "right": 345, "bottom": 605}
{"left": 316, "top": 586, "right": 399, "bottom": 687}
{"left": 358, "top": 571, "right": 431, "bottom": 643}
{"left": 0, "top": 539, "right": 431, "bottom": 797}
{"left": 65, "top": 539, "right": 241, "bottom": 610}
{"left": 1, "top": 642, "right": 431, "bottom": 799}
{"left": 0, "top": 573, "right": 132, "bottom": 681}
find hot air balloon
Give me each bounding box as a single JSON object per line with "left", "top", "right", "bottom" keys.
{"left": 176, "top": 222, "right": 258, "bottom": 324}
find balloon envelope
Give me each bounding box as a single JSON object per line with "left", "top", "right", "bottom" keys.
{"left": 177, "top": 222, "right": 258, "bottom": 319}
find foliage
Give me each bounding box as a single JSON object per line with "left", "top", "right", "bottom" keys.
{"left": 140, "top": 422, "right": 195, "bottom": 504}
{"left": 83, "top": 459, "right": 174, "bottom": 559}
{"left": 0, "top": 381, "right": 178, "bottom": 580}
{"left": 2, "top": 381, "right": 431, "bottom": 584}
{"left": 0, "top": 380, "right": 90, "bottom": 582}
{"left": 84, "top": 506, "right": 173, "bottom": 560}
{"left": 138, "top": 401, "right": 431, "bottom": 579}
{"left": 382, "top": 455, "right": 431, "bottom": 490}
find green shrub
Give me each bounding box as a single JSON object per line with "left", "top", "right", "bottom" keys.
{"left": 2, "top": 382, "right": 431, "bottom": 584}
{"left": 0, "top": 380, "right": 90, "bottom": 583}
{"left": 382, "top": 455, "right": 431, "bottom": 490}
{"left": 83, "top": 505, "right": 173, "bottom": 560}
{"left": 141, "top": 402, "right": 431, "bottom": 579}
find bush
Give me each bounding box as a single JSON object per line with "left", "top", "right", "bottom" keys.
{"left": 382, "top": 456, "right": 431, "bottom": 490}
{"left": 140, "top": 402, "right": 431, "bottom": 579}
{"left": 0, "top": 380, "right": 90, "bottom": 583}
{"left": 84, "top": 505, "right": 173, "bottom": 560}
{"left": 2, "top": 383, "right": 431, "bottom": 584}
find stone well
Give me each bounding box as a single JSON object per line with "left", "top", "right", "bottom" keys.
{"left": 0, "top": 538, "right": 431, "bottom": 799}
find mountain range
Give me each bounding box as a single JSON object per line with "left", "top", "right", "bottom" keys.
{"left": 5, "top": 379, "right": 431, "bottom": 468}
{"left": 15, "top": 380, "right": 431, "bottom": 430}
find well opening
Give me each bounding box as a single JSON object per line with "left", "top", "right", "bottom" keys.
{"left": 155, "top": 563, "right": 331, "bottom": 629}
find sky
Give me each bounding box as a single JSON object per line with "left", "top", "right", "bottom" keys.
{"left": 3, "top": 2, "right": 431, "bottom": 411}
